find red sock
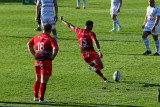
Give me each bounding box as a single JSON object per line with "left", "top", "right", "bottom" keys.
{"left": 34, "top": 81, "right": 41, "bottom": 98}
{"left": 40, "top": 83, "right": 47, "bottom": 101}
{"left": 95, "top": 69, "right": 107, "bottom": 81}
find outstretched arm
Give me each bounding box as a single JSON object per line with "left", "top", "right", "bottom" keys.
{"left": 60, "top": 16, "right": 75, "bottom": 29}
{"left": 92, "top": 38, "right": 103, "bottom": 58}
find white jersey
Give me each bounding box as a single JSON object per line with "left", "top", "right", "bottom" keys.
{"left": 146, "top": 5, "right": 160, "bottom": 27}
{"left": 38, "top": 0, "right": 54, "bottom": 16}
{"left": 111, "top": 0, "right": 119, "bottom": 9}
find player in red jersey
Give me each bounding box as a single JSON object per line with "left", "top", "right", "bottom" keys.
{"left": 27, "top": 23, "right": 59, "bottom": 103}
{"left": 60, "top": 16, "right": 108, "bottom": 83}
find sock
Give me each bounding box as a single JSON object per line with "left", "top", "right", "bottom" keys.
{"left": 40, "top": 83, "right": 47, "bottom": 101}
{"left": 53, "top": 34, "right": 58, "bottom": 43}
{"left": 34, "top": 81, "right": 41, "bottom": 98}
{"left": 143, "top": 38, "right": 151, "bottom": 51}
{"left": 113, "top": 19, "right": 116, "bottom": 30}
{"left": 115, "top": 19, "right": 121, "bottom": 28}
{"left": 77, "top": 0, "right": 80, "bottom": 7}
{"left": 155, "top": 40, "right": 159, "bottom": 53}
{"left": 38, "top": 24, "right": 41, "bottom": 28}
{"left": 83, "top": 0, "right": 86, "bottom": 8}
{"left": 95, "top": 69, "right": 107, "bottom": 81}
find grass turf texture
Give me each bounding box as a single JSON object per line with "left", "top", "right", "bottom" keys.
{"left": 0, "top": 0, "right": 160, "bottom": 106}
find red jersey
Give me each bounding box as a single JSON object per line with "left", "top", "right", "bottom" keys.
{"left": 28, "top": 33, "right": 58, "bottom": 61}
{"left": 72, "top": 27, "right": 96, "bottom": 53}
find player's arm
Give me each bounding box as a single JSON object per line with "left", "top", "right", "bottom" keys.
{"left": 36, "top": 0, "right": 41, "bottom": 22}
{"left": 60, "top": 16, "right": 75, "bottom": 29}
{"left": 142, "top": 14, "right": 148, "bottom": 29}
{"left": 51, "top": 46, "right": 59, "bottom": 60}
{"left": 54, "top": 0, "right": 58, "bottom": 22}
{"left": 27, "top": 42, "right": 35, "bottom": 56}
{"left": 117, "top": 0, "right": 122, "bottom": 12}
{"left": 152, "top": 16, "right": 160, "bottom": 32}
{"left": 92, "top": 38, "right": 103, "bottom": 58}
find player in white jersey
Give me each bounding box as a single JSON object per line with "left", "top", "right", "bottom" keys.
{"left": 75, "top": 0, "right": 86, "bottom": 10}
{"left": 142, "top": 0, "right": 160, "bottom": 55}
{"left": 109, "top": 0, "right": 122, "bottom": 32}
{"left": 36, "top": 0, "right": 58, "bottom": 43}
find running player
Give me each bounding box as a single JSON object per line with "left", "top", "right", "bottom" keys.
{"left": 75, "top": 0, "right": 86, "bottom": 10}
{"left": 60, "top": 16, "right": 108, "bottom": 82}
{"left": 142, "top": 0, "right": 160, "bottom": 55}
{"left": 109, "top": 0, "right": 122, "bottom": 32}
{"left": 27, "top": 23, "right": 59, "bottom": 103}
{"left": 35, "top": 0, "right": 41, "bottom": 31}
{"left": 36, "top": 0, "right": 58, "bottom": 43}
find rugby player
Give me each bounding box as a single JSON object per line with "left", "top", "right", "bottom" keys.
{"left": 27, "top": 23, "right": 59, "bottom": 103}
{"left": 60, "top": 16, "right": 108, "bottom": 83}
{"left": 142, "top": 0, "right": 160, "bottom": 55}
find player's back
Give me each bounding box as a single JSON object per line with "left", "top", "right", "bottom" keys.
{"left": 40, "top": 0, "right": 54, "bottom": 16}
{"left": 76, "top": 29, "right": 95, "bottom": 52}
{"left": 34, "top": 34, "right": 56, "bottom": 57}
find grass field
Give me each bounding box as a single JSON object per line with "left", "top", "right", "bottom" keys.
{"left": 1, "top": 0, "right": 160, "bottom": 106}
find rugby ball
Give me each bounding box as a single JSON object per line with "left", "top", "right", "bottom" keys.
{"left": 113, "top": 71, "right": 121, "bottom": 82}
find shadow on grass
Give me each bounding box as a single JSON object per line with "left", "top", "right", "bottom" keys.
{"left": 122, "top": 81, "right": 160, "bottom": 87}
{"left": 0, "top": 101, "right": 142, "bottom": 107}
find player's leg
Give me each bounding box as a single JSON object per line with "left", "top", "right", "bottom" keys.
{"left": 35, "top": 10, "right": 42, "bottom": 31}
{"left": 109, "top": 14, "right": 117, "bottom": 32}
{"left": 39, "top": 60, "right": 52, "bottom": 103}
{"left": 34, "top": 60, "right": 41, "bottom": 101}
{"left": 142, "top": 31, "right": 151, "bottom": 55}
{"left": 76, "top": 0, "right": 80, "bottom": 9}
{"left": 39, "top": 74, "right": 50, "bottom": 102}
{"left": 83, "top": 0, "right": 86, "bottom": 9}
{"left": 51, "top": 23, "right": 58, "bottom": 43}
{"left": 152, "top": 35, "right": 159, "bottom": 55}
{"left": 116, "top": 16, "right": 122, "bottom": 31}
{"left": 88, "top": 59, "right": 108, "bottom": 82}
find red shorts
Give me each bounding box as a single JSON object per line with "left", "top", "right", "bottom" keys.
{"left": 81, "top": 49, "right": 100, "bottom": 63}
{"left": 34, "top": 60, "right": 52, "bottom": 76}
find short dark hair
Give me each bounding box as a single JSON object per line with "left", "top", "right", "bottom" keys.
{"left": 85, "top": 20, "right": 93, "bottom": 27}
{"left": 44, "top": 23, "right": 52, "bottom": 32}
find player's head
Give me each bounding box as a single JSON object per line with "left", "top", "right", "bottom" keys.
{"left": 43, "top": 23, "right": 52, "bottom": 34}
{"left": 85, "top": 20, "right": 93, "bottom": 30}
{"left": 148, "top": 0, "right": 155, "bottom": 7}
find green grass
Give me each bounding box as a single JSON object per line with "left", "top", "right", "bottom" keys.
{"left": 1, "top": 0, "right": 160, "bottom": 106}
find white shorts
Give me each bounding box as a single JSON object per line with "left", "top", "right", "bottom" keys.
{"left": 143, "top": 25, "right": 159, "bottom": 35}
{"left": 110, "top": 8, "right": 117, "bottom": 15}
{"left": 41, "top": 15, "right": 55, "bottom": 26}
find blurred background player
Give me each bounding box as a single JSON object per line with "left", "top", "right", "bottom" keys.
{"left": 27, "top": 23, "right": 59, "bottom": 103}
{"left": 60, "top": 16, "right": 108, "bottom": 83}
{"left": 35, "top": 0, "right": 41, "bottom": 31}
{"left": 109, "top": 0, "right": 122, "bottom": 32}
{"left": 142, "top": 0, "right": 160, "bottom": 55}
{"left": 75, "top": 0, "right": 86, "bottom": 10}
{"left": 36, "top": 0, "right": 58, "bottom": 43}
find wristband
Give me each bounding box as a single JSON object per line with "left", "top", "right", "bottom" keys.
{"left": 98, "top": 49, "right": 101, "bottom": 52}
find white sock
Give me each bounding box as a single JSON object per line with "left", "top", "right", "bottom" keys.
{"left": 115, "top": 19, "right": 121, "bottom": 28}
{"left": 83, "top": 0, "right": 86, "bottom": 7}
{"left": 77, "top": 0, "right": 80, "bottom": 7}
{"left": 143, "top": 38, "right": 151, "bottom": 51}
{"left": 113, "top": 19, "right": 116, "bottom": 30}
{"left": 155, "top": 40, "right": 159, "bottom": 53}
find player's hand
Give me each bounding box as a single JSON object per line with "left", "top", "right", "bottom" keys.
{"left": 99, "top": 52, "right": 103, "bottom": 58}
{"left": 35, "top": 17, "right": 40, "bottom": 22}
{"left": 142, "top": 24, "right": 145, "bottom": 29}
{"left": 117, "top": 8, "right": 120, "bottom": 13}
{"left": 54, "top": 15, "right": 58, "bottom": 22}
{"left": 60, "top": 16, "right": 64, "bottom": 22}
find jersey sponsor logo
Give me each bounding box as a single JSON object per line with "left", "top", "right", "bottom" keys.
{"left": 83, "top": 54, "right": 90, "bottom": 59}
{"left": 35, "top": 63, "right": 43, "bottom": 67}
